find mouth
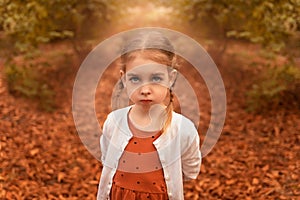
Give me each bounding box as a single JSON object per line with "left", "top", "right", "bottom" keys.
{"left": 140, "top": 99, "right": 153, "bottom": 103}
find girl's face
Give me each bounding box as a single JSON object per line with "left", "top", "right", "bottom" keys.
{"left": 121, "top": 56, "right": 172, "bottom": 109}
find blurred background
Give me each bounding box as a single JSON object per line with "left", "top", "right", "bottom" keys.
{"left": 1, "top": 0, "right": 299, "bottom": 199}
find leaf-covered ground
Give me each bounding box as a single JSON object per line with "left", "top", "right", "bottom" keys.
{"left": 1, "top": 39, "right": 299, "bottom": 200}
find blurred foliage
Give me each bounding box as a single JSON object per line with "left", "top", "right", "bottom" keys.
{"left": 5, "top": 60, "right": 55, "bottom": 112}
{"left": 0, "top": 0, "right": 108, "bottom": 111}
{"left": 0, "top": 0, "right": 107, "bottom": 53}
{"left": 1, "top": 0, "right": 299, "bottom": 57}
{"left": 168, "top": 0, "right": 300, "bottom": 111}
{"left": 247, "top": 63, "right": 300, "bottom": 112}
{"left": 170, "top": 0, "right": 300, "bottom": 53}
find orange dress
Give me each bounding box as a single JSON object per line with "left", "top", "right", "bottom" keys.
{"left": 110, "top": 119, "right": 169, "bottom": 200}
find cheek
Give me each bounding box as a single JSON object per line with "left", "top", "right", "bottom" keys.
{"left": 125, "top": 83, "right": 139, "bottom": 97}
{"left": 126, "top": 86, "right": 142, "bottom": 101}
{"left": 157, "top": 87, "right": 169, "bottom": 99}
{"left": 126, "top": 88, "right": 137, "bottom": 100}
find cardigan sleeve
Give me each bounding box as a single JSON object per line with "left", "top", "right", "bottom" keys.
{"left": 100, "top": 114, "right": 112, "bottom": 164}
{"left": 181, "top": 127, "right": 201, "bottom": 181}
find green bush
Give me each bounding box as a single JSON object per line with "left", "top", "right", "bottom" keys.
{"left": 0, "top": 0, "right": 107, "bottom": 53}
{"left": 4, "top": 61, "right": 55, "bottom": 112}
{"left": 0, "top": 0, "right": 108, "bottom": 111}
{"left": 177, "top": 0, "right": 300, "bottom": 112}
{"left": 247, "top": 63, "right": 300, "bottom": 112}
{"left": 175, "top": 0, "right": 300, "bottom": 52}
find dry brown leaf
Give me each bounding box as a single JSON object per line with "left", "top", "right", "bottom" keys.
{"left": 57, "top": 172, "right": 65, "bottom": 183}
{"left": 262, "top": 164, "right": 270, "bottom": 172}
{"left": 30, "top": 148, "right": 39, "bottom": 156}
{"left": 252, "top": 177, "right": 259, "bottom": 185}
{"left": 225, "top": 179, "right": 236, "bottom": 185}
{"left": 88, "top": 180, "right": 99, "bottom": 185}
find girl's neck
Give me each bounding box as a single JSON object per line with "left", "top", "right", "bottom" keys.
{"left": 129, "top": 104, "right": 166, "bottom": 132}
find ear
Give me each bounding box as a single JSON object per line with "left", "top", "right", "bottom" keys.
{"left": 169, "top": 69, "right": 178, "bottom": 88}
{"left": 120, "top": 70, "right": 126, "bottom": 87}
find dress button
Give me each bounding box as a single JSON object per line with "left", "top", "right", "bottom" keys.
{"left": 165, "top": 175, "right": 169, "bottom": 180}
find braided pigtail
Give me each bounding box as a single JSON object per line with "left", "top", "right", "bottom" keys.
{"left": 162, "top": 88, "right": 174, "bottom": 133}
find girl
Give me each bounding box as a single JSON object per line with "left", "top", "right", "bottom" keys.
{"left": 97, "top": 31, "right": 201, "bottom": 200}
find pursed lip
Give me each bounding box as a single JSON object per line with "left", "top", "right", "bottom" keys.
{"left": 140, "top": 99, "right": 152, "bottom": 103}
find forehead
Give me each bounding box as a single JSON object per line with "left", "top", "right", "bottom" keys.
{"left": 126, "top": 57, "right": 169, "bottom": 74}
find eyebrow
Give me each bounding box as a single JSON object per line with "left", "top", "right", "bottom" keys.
{"left": 126, "top": 73, "right": 138, "bottom": 77}
{"left": 152, "top": 73, "right": 165, "bottom": 76}
{"left": 126, "top": 72, "right": 166, "bottom": 76}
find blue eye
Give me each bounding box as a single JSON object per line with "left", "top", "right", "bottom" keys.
{"left": 152, "top": 76, "right": 163, "bottom": 83}
{"left": 129, "top": 76, "right": 140, "bottom": 84}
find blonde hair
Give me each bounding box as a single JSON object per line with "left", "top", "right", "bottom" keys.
{"left": 120, "top": 31, "right": 176, "bottom": 133}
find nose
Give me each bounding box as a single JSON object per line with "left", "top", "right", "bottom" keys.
{"left": 140, "top": 85, "right": 151, "bottom": 96}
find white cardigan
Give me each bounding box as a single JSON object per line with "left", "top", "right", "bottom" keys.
{"left": 97, "top": 106, "right": 201, "bottom": 200}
